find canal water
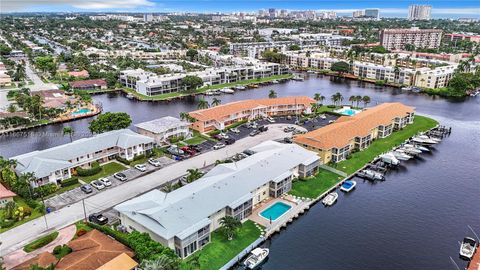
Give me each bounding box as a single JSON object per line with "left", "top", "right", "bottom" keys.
{"left": 0, "top": 75, "right": 479, "bottom": 269}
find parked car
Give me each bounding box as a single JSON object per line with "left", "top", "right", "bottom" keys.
{"left": 225, "top": 138, "right": 236, "bottom": 145}
{"left": 258, "top": 126, "right": 268, "bottom": 132}
{"left": 134, "top": 164, "right": 147, "bottom": 172}
{"left": 80, "top": 184, "right": 93, "bottom": 194}
{"left": 246, "top": 122, "right": 257, "bottom": 129}
{"left": 266, "top": 117, "right": 275, "bottom": 123}
{"left": 243, "top": 149, "right": 255, "bottom": 156}
{"left": 91, "top": 180, "right": 105, "bottom": 190}
{"left": 189, "top": 145, "right": 202, "bottom": 152}
{"left": 284, "top": 126, "right": 295, "bottom": 132}
{"left": 148, "top": 158, "right": 161, "bottom": 167}
{"left": 230, "top": 128, "right": 240, "bottom": 133}
{"left": 88, "top": 213, "right": 108, "bottom": 225}
{"left": 219, "top": 132, "right": 229, "bottom": 139}
{"left": 99, "top": 177, "right": 112, "bottom": 187}
{"left": 213, "top": 142, "right": 226, "bottom": 150}
{"left": 286, "top": 115, "right": 293, "bottom": 120}
{"left": 114, "top": 172, "right": 127, "bottom": 181}
{"left": 284, "top": 137, "right": 293, "bottom": 144}
{"left": 167, "top": 145, "right": 184, "bottom": 156}
{"left": 249, "top": 130, "right": 260, "bottom": 136}
{"left": 181, "top": 146, "right": 196, "bottom": 156}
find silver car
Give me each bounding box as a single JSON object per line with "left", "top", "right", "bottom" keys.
{"left": 99, "top": 177, "right": 112, "bottom": 187}
{"left": 91, "top": 180, "right": 105, "bottom": 190}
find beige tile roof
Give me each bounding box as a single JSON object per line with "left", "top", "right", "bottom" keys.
{"left": 189, "top": 96, "right": 315, "bottom": 122}
{"left": 294, "top": 103, "right": 415, "bottom": 150}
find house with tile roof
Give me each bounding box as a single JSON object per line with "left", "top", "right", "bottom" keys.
{"left": 11, "top": 129, "right": 154, "bottom": 187}
{"left": 294, "top": 103, "right": 415, "bottom": 164}
{"left": 0, "top": 183, "right": 16, "bottom": 207}
{"left": 69, "top": 79, "right": 107, "bottom": 90}
{"left": 189, "top": 96, "right": 315, "bottom": 133}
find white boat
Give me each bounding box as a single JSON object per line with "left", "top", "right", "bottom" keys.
{"left": 404, "top": 143, "right": 430, "bottom": 152}
{"left": 307, "top": 70, "right": 316, "bottom": 73}
{"left": 292, "top": 76, "right": 304, "bottom": 81}
{"left": 220, "top": 88, "right": 234, "bottom": 94}
{"left": 392, "top": 150, "right": 413, "bottom": 161}
{"left": 419, "top": 134, "right": 442, "bottom": 143}
{"left": 380, "top": 153, "right": 400, "bottom": 166}
{"left": 126, "top": 93, "right": 134, "bottom": 99}
{"left": 322, "top": 192, "right": 338, "bottom": 206}
{"left": 244, "top": 248, "right": 269, "bottom": 269}
{"left": 399, "top": 146, "right": 422, "bottom": 155}
{"left": 234, "top": 85, "right": 246, "bottom": 90}
{"left": 357, "top": 169, "right": 385, "bottom": 181}
{"left": 402, "top": 86, "right": 413, "bottom": 91}
{"left": 340, "top": 180, "right": 356, "bottom": 192}
{"left": 271, "top": 80, "right": 279, "bottom": 84}
{"left": 205, "top": 91, "right": 214, "bottom": 96}
{"left": 459, "top": 237, "right": 477, "bottom": 259}
{"left": 412, "top": 135, "right": 438, "bottom": 145}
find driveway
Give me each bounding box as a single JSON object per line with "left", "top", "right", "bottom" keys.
{"left": 0, "top": 124, "right": 292, "bottom": 256}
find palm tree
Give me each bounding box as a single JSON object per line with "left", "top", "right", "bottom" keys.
{"left": 197, "top": 99, "right": 209, "bottom": 110}
{"left": 63, "top": 126, "right": 74, "bottom": 142}
{"left": 362, "top": 96, "right": 371, "bottom": 108}
{"left": 186, "top": 168, "right": 203, "bottom": 183}
{"left": 188, "top": 254, "right": 201, "bottom": 270}
{"left": 355, "top": 95, "right": 362, "bottom": 108}
{"left": 349, "top": 95, "right": 356, "bottom": 106}
{"left": 268, "top": 90, "right": 277, "bottom": 99}
{"left": 139, "top": 254, "right": 180, "bottom": 270}
{"left": 319, "top": 95, "right": 325, "bottom": 105}
{"left": 179, "top": 112, "right": 189, "bottom": 121}
{"left": 330, "top": 94, "right": 338, "bottom": 106}
{"left": 313, "top": 93, "right": 322, "bottom": 102}
{"left": 219, "top": 216, "right": 241, "bottom": 240}
{"left": 337, "top": 92, "right": 344, "bottom": 106}
{"left": 211, "top": 98, "right": 221, "bottom": 107}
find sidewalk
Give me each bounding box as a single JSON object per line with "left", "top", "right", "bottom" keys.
{"left": 3, "top": 224, "right": 76, "bottom": 270}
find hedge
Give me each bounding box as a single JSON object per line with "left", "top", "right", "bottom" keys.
{"left": 116, "top": 156, "right": 131, "bottom": 165}
{"left": 133, "top": 154, "right": 146, "bottom": 161}
{"left": 77, "top": 165, "right": 102, "bottom": 177}
{"left": 60, "top": 177, "right": 79, "bottom": 187}
{"left": 23, "top": 231, "right": 59, "bottom": 252}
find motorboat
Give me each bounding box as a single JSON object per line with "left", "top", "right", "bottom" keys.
{"left": 126, "top": 93, "right": 134, "bottom": 99}
{"left": 379, "top": 153, "right": 400, "bottom": 166}
{"left": 322, "top": 192, "right": 338, "bottom": 206}
{"left": 399, "top": 146, "right": 422, "bottom": 156}
{"left": 271, "top": 80, "right": 279, "bottom": 84}
{"left": 340, "top": 180, "right": 356, "bottom": 192}
{"left": 292, "top": 76, "right": 304, "bottom": 81}
{"left": 234, "top": 85, "right": 246, "bottom": 90}
{"left": 244, "top": 248, "right": 269, "bottom": 269}
{"left": 412, "top": 135, "right": 438, "bottom": 145}
{"left": 220, "top": 88, "right": 234, "bottom": 94}
{"left": 357, "top": 169, "right": 385, "bottom": 181}
{"left": 419, "top": 134, "right": 442, "bottom": 143}
{"left": 391, "top": 150, "right": 412, "bottom": 161}
{"left": 205, "top": 91, "right": 214, "bottom": 96}
{"left": 459, "top": 237, "right": 477, "bottom": 259}
{"left": 404, "top": 143, "right": 430, "bottom": 152}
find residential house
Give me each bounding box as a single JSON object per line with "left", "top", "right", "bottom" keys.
{"left": 70, "top": 79, "right": 107, "bottom": 90}
{"left": 135, "top": 116, "right": 191, "bottom": 145}
{"left": 0, "top": 183, "right": 16, "bottom": 207}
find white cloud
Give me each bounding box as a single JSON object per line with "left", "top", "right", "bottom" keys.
{"left": 1, "top": 0, "right": 155, "bottom": 12}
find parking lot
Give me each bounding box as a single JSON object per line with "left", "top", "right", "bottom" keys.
{"left": 45, "top": 157, "right": 175, "bottom": 210}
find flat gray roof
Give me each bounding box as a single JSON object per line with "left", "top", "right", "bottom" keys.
{"left": 115, "top": 141, "right": 319, "bottom": 240}
{"left": 135, "top": 116, "right": 188, "bottom": 134}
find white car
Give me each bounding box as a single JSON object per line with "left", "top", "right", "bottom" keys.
{"left": 213, "top": 143, "right": 226, "bottom": 150}
{"left": 134, "top": 164, "right": 147, "bottom": 172}
{"left": 266, "top": 117, "right": 275, "bottom": 123}
{"left": 99, "top": 177, "right": 112, "bottom": 187}
{"left": 91, "top": 180, "right": 105, "bottom": 190}
{"left": 219, "top": 132, "right": 229, "bottom": 139}
{"left": 230, "top": 128, "right": 240, "bottom": 133}
{"left": 148, "top": 158, "right": 161, "bottom": 167}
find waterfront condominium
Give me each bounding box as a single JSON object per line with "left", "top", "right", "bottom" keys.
{"left": 114, "top": 141, "right": 320, "bottom": 259}
{"left": 12, "top": 129, "right": 154, "bottom": 187}
{"left": 294, "top": 103, "right": 415, "bottom": 164}
{"left": 379, "top": 28, "right": 442, "bottom": 50}
{"left": 408, "top": 5, "right": 432, "bottom": 21}
{"left": 135, "top": 116, "right": 191, "bottom": 145}
{"left": 188, "top": 96, "right": 315, "bottom": 133}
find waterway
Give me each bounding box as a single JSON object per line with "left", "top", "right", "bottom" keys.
{"left": 0, "top": 74, "right": 479, "bottom": 269}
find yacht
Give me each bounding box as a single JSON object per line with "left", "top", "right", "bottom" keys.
{"left": 340, "top": 180, "right": 356, "bottom": 192}
{"left": 322, "top": 192, "right": 339, "bottom": 206}
{"left": 220, "top": 88, "right": 234, "bottom": 94}
{"left": 380, "top": 153, "right": 400, "bottom": 166}
{"left": 412, "top": 135, "right": 439, "bottom": 145}
{"left": 404, "top": 143, "right": 430, "bottom": 152}
{"left": 205, "top": 91, "right": 214, "bottom": 96}
{"left": 459, "top": 237, "right": 477, "bottom": 259}
{"left": 244, "top": 248, "right": 269, "bottom": 269}
{"left": 399, "top": 146, "right": 422, "bottom": 156}
{"left": 357, "top": 169, "right": 385, "bottom": 181}
{"left": 392, "top": 150, "right": 413, "bottom": 161}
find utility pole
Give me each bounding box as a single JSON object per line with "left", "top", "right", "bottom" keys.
{"left": 82, "top": 199, "right": 87, "bottom": 221}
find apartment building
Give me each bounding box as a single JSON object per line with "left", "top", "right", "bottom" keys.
{"left": 413, "top": 65, "right": 457, "bottom": 89}
{"left": 408, "top": 5, "right": 432, "bottom": 21}
{"left": 353, "top": 62, "right": 414, "bottom": 85}
{"left": 135, "top": 116, "right": 191, "bottom": 145}
{"left": 12, "top": 129, "right": 154, "bottom": 187}
{"left": 115, "top": 141, "right": 320, "bottom": 259}
{"left": 379, "top": 28, "right": 442, "bottom": 50}
{"left": 84, "top": 47, "right": 187, "bottom": 61}
{"left": 443, "top": 33, "right": 480, "bottom": 44}
{"left": 294, "top": 103, "right": 415, "bottom": 164}
{"left": 189, "top": 96, "right": 315, "bottom": 133}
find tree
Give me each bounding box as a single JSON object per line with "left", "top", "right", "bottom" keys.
{"left": 268, "top": 90, "right": 277, "bottom": 99}
{"left": 313, "top": 93, "right": 322, "bottom": 103}
{"left": 355, "top": 95, "right": 362, "bottom": 108}
{"left": 7, "top": 104, "right": 16, "bottom": 113}
{"left": 197, "top": 99, "right": 209, "bottom": 110}
{"left": 63, "top": 126, "right": 74, "bottom": 142}
{"left": 179, "top": 112, "right": 189, "bottom": 121}
{"left": 181, "top": 76, "right": 203, "bottom": 91}
{"left": 186, "top": 49, "right": 198, "bottom": 61}
{"left": 219, "top": 216, "right": 241, "bottom": 240}
{"left": 330, "top": 61, "right": 350, "bottom": 75}
{"left": 186, "top": 168, "right": 203, "bottom": 183}
{"left": 211, "top": 98, "right": 221, "bottom": 107}
{"left": 188, "top": 254, "right": 201, "bottom": 270}
{"left": 288, "top": 44, "right": 301, "bottom": 51}
{"left": 139, "top": 254, "right": 180, "bottom": 270}
{"left": 362, "top": 96, "right": 371, "bottom": 107}
{"left": 349, "top": 95, "right": 356, "bottom": 106}
{"left": 88, "top": 112, "right": 132, "bottom": 134}
{"left": 261, "top": 50, "right": 285, "bottom": 63}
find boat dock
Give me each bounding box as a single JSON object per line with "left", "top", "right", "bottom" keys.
{"left": 468, "top": 250, "right": 480, "bottom": 270}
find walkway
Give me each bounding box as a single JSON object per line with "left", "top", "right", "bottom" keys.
{"left": 3, "top": 224, "right": 76, "bottom": 270}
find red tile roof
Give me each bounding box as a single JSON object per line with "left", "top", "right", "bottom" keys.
{"left": 0, "top": 183, "right": 16, "bottom": 199}
{"left": 69, "top": 79, "right": 107, "bottom": 88}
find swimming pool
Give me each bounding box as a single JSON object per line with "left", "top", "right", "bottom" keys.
{"left": 71, "top": 108, "right": 91, "bottom": 115}
{"left": 259, "top": 201, "right": 292, "bottom": 221}
{"left": 335, "top": 107, "right": 360, "bottom": 116}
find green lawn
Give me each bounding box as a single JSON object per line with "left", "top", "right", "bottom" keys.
{"left": 181, "top": 220, "right": 261, "bottom": 270}
{"left": 289, "top": 169, "right": 345, "bottom": 199}
{"left": 23, "top": 231, "right": 59, "bottom": 252}
{"left": 78, "top": 162, "right": 127, "bottom": 183}
{"left": 184, "top": 136, "right": 206, "bottom": 145}
{"left": 334, "top": 115, "right": 438, "bottom": 174}
{"left": 123, "top": 74, "right": 293, "bottom": 101}
{"left": 0, "top": 197, "right": 45, "bottom": 233}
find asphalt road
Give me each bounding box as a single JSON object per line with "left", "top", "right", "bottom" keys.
{"left": 0, "top": 124, "right": 291, "bottom": 256}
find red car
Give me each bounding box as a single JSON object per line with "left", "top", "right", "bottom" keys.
{"left": 181, "top": 146, "right": 196, "bottom": 156}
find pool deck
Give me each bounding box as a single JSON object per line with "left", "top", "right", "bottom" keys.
{"left": 468, "top": 249, "right": 480, "bottom": 270}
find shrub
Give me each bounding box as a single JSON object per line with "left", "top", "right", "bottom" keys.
{"left": 77, "top": 166, "right": 102, "bottom": 177}
{"left": 0, "top": 219, "right": 15, "bottom": 229}
{"left": 76, "top": 228, "right": 87, "bottom": 237}
{"left": 53, "top": 244, "right": 72, "bottom": 259}
{"left": 116, "top": 157, "right": 131, "bottom": 165}
{"left": 133, "top": 154, "right": 146, "bottom": 161}
{"left": 23, "top": 231, "right": 59, "bottom": 252}
{"left": 60, "top": 177, "right": 79, "bottom": 187}
{"left": 33, "top": 183, "right": 58, "bottom": 198}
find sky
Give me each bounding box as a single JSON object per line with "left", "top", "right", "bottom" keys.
{"left": 1, "top": 0, "right": 480, "bottom": 18}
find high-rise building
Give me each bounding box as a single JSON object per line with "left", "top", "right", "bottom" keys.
{"left": 352, "top": 10, "right": 365, "bottom": 18}
{"left": 379, "top": 28, "right": 442, "bottom": 50}
{"left": 408, "top": 5, "right": 432, "bottom": 20}
{"left": 268, "top": 8, "right": 277, "bottom": 18}
{"left": 365, "top": 9, "right": 380, "bottom": 19}
{"left": 143, "top": 13, "right": 154, "bottom": 22}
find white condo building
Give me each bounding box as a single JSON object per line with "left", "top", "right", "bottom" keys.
{"left": 408, "top": 5, "right": 432, "bottom": 21}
